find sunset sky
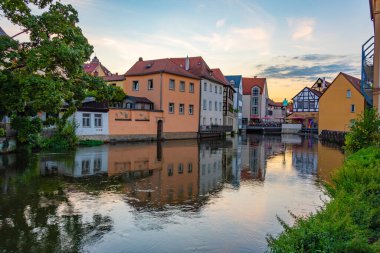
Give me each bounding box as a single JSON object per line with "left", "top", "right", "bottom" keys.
{"left": 1, "top": 0, "right": 374, "bottom": 101}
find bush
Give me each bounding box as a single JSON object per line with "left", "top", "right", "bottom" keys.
{"left": 11, "top": 116, "right": 42, "bottom": 144}
{"left": 344, "top": 109, "right": 380, "bottom": 154}
{"left": 39, "top": 120, "right": 78, "bottom": 150}
{"left": 0, "top": 128, "right": 5, "bottom": 137}
{"left": 267, "top": 147, "right": 380, "bottom": 252}
{"left": 79, "top": 139, "right": 104, "bottom": 146}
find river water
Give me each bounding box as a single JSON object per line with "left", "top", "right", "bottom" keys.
{"left": 0, "top": 134, "right": 344, "bottom": 253}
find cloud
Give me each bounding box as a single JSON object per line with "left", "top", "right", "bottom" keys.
{"left": 287, "top": 18, "right": 315, "bottom": 41}
{"left": 216, "top": 19, "right": 226, "bottom": 28}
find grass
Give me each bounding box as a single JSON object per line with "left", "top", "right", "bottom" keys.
{"left": 267, "top": 146, "right": 380, "bottom": 253}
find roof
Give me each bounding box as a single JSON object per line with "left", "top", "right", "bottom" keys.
{"left": 291, "top": 86, "right": 322, "bottom": 100}
{"left": 310, "top": 78, "right": 331, "bottom": 92}
{"left": 0, "top": 26, "right": 8, "bottom": 37}
{"left": 125, "top": 58, "right": 200, "bottom": 79}
{"left": 102, "top": 75, "right": 125, "bottom": 82}
{"left": 225, "top": 75, "right": 242, "bottom": 89}
{"left": 170, "top": 56, "right": 224, "bottom": 84}
{"left": 78, "top": 97, "right": 109, "bottom": 112}
{"left": 83, "top": 56, "right": 112, "bottom": 76}
{"left": 125, "top": 95, "right": 153, "bottom": 104}
{"left": 242, "top": 77, "right": 266, "bottom": 95}
{"left": 268, "top": 99, "right": 283, "bottom": 107}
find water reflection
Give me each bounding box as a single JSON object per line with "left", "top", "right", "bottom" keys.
{"left": 0, "top": 135, "right": 344, "bottom": 252}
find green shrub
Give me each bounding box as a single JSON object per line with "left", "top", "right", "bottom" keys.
{"left": 268, "top": 147, "right": 380, "bottom": 253}
{"left": 39, "top": 120, "right": 78, "bottom": 150}
{"left": 0, "top": 128, "right": 5, "bottom": 137}
{"left": 11, "top": 116, "right": 42, "bottom": 144}
{"left": 344, "top": 109, "right": 380, "bottom": 154}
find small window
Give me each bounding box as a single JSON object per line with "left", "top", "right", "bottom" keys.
{"left": 188, "top": 163, "right": 193, "bottom": 173}
{"left": 180, "top": 81, "right": 185, "bottom": 92}
{"left": 111, "top": 83, "right": 116, "bottom": 86}
{"left": 189, "top": 83, "right": 194, "bottom": 93}
{"left": 94, "top": 114, "right": 102, "bottom": 128}
{"left": 132, "top": 81, "right": 139, "bottom": 91}
{"left": 351, "top": 104, "right": 355, "bottom": 113}
{"left": 214, "top": 85, "right": 217, "bottom": 93}
{"left": 82, "top": 113, "right": 90, "bottom": 127}
{"left": 189, "top": 104, "right": 194, "bottom": 115}
{"left": 178, "top": 163, "right": 183, "bottom": 174}
{"left": 209, "top": 101, "right": 212, "bottom": 111}
{"left": 167, "top": 165, "right": 173, "bottom": 176}
{"left": 179, "top": 104, "right": 184, "bottom": 114}
{"left": 346, "top": 89, "right": 351, "bottom": 98}
{"left": 169, "top": 79, "right": 175, "bottom": 90}
{"left": 215, "top": 101, "right": 217, "bottom": 111}
{"left": 94, "top": 158, "right": 102, "bottom": 171}
{"left": 204, "top": 82, "right": 207, "bottom": 91}
{"left": 148, "top": 79, "right": 153, "bottom": 90}
{"left": 219, "top": 102, "right": 222, "bottom": 111}
{"left": 82, "top": 160, "right": 90, "bottom": 174}
{"left": 219, "top": 86, "right": 222, "bottom": 94}
{"left": 203, "top": 99, "right": 207, "bottom": 110}
{"left": 169, "top": 103, "right": 175, "bottom": 113}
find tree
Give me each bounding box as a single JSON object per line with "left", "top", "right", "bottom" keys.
{"left": 0, "top": 0, "right": 122, "bottom": 143}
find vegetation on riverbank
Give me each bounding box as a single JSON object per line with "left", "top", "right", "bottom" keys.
{"left": 268, "top": 109, "right": 380, "bottom": 252}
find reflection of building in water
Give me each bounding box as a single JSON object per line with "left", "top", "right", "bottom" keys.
{"left": 291, "top": 138, "right": 318, "bottom": 175}
{"left": 199, "top": 141, "right": 223, "bottom": 195}
{"left": 108, "top": 140, "right": 199, "bottom": 206}
{"left": 230, "top": 136, "right": 242, "bottom": 187}
{"left": 40, "top": 146, "right": 108, "bottom": 177}
{"left": 317, "top": 142, "right": 344, "bottom": 183}
{"left": 240, "top": 135, "right": 284, "bottom": 181}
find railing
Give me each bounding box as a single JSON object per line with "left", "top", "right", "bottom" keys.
{"left": 361, "top": 36, "right": 374, "bottom": 106}
{"left": 200, "top": 125, "right": 233, "bottom": 133}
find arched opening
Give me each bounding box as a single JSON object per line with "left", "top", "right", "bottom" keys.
{"left": 157, "top": 120, "right": 163, "bottom": 140}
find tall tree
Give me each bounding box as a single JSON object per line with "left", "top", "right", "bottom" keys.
{"left": 0, "top": 0, "right": 122, "bottom": 139}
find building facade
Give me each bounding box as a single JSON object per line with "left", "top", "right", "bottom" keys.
{"left": 226, "top": 75, "right": 243, "bottom": 130}
{"left": 319, "top": 73, "right": 367, "bottom": 134}
{"left": 370, "top": 0, "right": 380, "bottom": 111}
{"left": 242, "top": 77, "right": 268, "bottom": 125}
{"left": 124, "top": 57, "right": 201, "bottom": 139}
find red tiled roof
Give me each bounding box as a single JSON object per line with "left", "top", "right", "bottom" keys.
{"left": 102, "top": 75, "right": 126, "bottom": 82}
{"left": 242, "top": 77, "right": 266, "bottom": 95}
{"left": 170, "top": 56, "right": 224, "bottom": 85}
{"left": 341, "top": 72, "right": 361, "bottom": 92}
{"left": 83, "top": 57, "right": 112, "bottom": 76}
{"left": 125, "top": 58, "right": 200, "bottom": 79}
{"left": 210, "top": 68, "right": 228, "bottom": 86}
{"left": 268, "top": 99, "right": 283, "bottom": 107}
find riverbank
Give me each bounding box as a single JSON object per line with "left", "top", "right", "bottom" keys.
{"left": 268, "top": 146, "right": 380, "bottom": 252}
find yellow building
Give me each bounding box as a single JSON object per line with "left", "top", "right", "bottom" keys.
{"left": 319, "top": 72, "right": 368, "bottom": 134}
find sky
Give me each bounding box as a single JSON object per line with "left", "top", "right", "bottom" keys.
{"left": 0, "top": 0, "right": 374, "bottom": 101}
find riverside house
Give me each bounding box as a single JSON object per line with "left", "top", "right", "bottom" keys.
{"left": 226, "top": 75, "right": 243, "bottom": 130}
{"left": 170, "top": 57, "right": 225, "bottom": 131}
{"left": 122, "top": 57, "right": 201, "bottom": 140}
{"left": 242, "top": 77, "right": 269, "bottom": 126}
{"left": 319, "top": 72, "right": 369, "bottom": 134}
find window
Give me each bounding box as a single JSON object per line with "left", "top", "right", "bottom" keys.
{"left": 178, "top": 163, "right": 183, "bottom": 174}
{"left": 189, "top": 83, "right": 194, "bottom": 93}
{"left": 94, "top": 158, "right": 102, "bottom": 171}
{"left": 167, "top": 165, "right": 173, "bottom": 176}
{"left": 148, "top": 79, "right": 153, "bottom": 90}
{"left": 188, "top": 163, "right": 193, "bottom": 173}
{"left": 347, "top": 89, "right": 351, "bottom": 98}
{"left": 252, "top": 97, "right": 259, "bottom": 106}
{"left": 209, "top": 101, "right": 212, "bottom": 111}
{"left": 304, "top": 101, "right": 309, "bottom": 110}
{"left": 132, "top": 80, "right": 139, "bottom": 91}
{"left": 215, "top": 101, "right": 218, "bottom": 111}
{"left": 169, "top": 103, "right": 174, "bottom": 113}
{"left": 204, "top": 82, "right": 207, "bottom": 91}
{"left": 82, "top": 160, "right": 90, "bottom": 174}
{"left": 179, "top": 104, "right": 184, "bottom": 114}
{"left": 180, "top": 81, "right": 185, "bottom": 92}
{"left": 219, "top": 102, "right": 222, "bottom": 111}
{"left": 219, "top": 86, "right": 222, "bottom": 94}
{"left": 94, "top": 114, "right": 102, "bottom": 128}
{"left": 189, "top": 104, "right": 194, "bottom": 115}
{"left": 82, "top": 113, "right": 90, "bottom": 127}
{"left": 252, "top": 87, "right": 260, "bottom": 96}
{"left": 251, "top": 107, "right": 258, "bottom": 115}
{"left": 203, "top": 99, "right": 207, "bottom": 110}
{"left": 215, "top": 85, "right": 217, "bottom": 93}
{"left": 169, "top": 79, "right": 175, "bottom": 90}
{"left": 351, "top": 104, "right": 355, "bottom": 113}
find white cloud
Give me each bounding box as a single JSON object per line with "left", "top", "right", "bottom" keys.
{"left": 216, "top": 19, "right": 226, "bottom": 28}
{"left": 287, "top": 18, "right": 315, "bottom": 41}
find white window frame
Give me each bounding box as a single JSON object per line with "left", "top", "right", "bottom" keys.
{"left": 169, "top": 79, "right": 175, "bottom": 90}
{"left": 180, "top": 81, "right": 185, "bottom": 92}
{"left": 189, "top": 104, "right": 194, "bottom": 115}
{"left": 179, "top": 104, "right": 184, "bottom": 114}
{"left": 169, "top": 103, "right": 175, "bottom": 113}
{"left": 189, "top": 83, "right": 194, "bottom": 93}
{"left": 132, "top": 80, "right": 139, "bottom": 91}
{"left": 148, "top": 79, "right": 153, "bottom": 90}
{"left": 82, "top": 113, "right": 91, "bottom": 128}
{"left": 94, "top": 114, "right": 102, "bottom": 128}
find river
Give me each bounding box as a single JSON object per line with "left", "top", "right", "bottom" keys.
{"left": 0, "top": 134, "right": 344, "bottom": 253}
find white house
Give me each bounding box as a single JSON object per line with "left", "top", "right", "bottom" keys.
{"left": 226, "top": 75, "right": 243, "bottom": 130}
{"left": 242, "top": 77, "right": 269, "bottom": 125}
{"left": 171, "top": 56, "right": 225, "bottom": 129}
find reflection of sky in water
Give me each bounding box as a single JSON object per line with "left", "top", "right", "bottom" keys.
{"left": 0, "top": 135, "right": 344, "bottom": 253}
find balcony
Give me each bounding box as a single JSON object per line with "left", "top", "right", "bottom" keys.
{"left": 361, "top": 36, "right": 374, "bottom": 106}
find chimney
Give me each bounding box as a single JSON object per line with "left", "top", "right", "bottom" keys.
{"left": 138, "top": 57, "right": 143, "bottom": 61}
{"left": 185, "top": 55, "right": 190, "bottom": 71}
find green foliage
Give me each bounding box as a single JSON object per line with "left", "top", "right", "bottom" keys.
{"left": 344, "top": 109, "right": 380, "bottom": 154}
{"left": 39, "top": 120, "right": 78, "bottom": 150}
{"left": 268, "top": 147, "right": 380, "bottom": 252}
{"left": 79, "top": 139, "right": 104, "bottom": 146}
{"left": 0, "top": 0, "right": 123, "bottom": 143}
{"left": 11, "top": 116, "right": 42, "bottom": 144}
{"left": 0, "top": 128, "right": 5, "bottom": 137}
